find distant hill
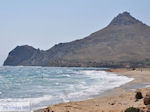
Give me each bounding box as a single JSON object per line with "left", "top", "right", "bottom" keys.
{"left": 4, "top": 12, "right": 150, "bottom": 67}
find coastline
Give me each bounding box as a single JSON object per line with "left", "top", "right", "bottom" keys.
{"left": 35, "top": 68, "right": 150, "bottom": 112}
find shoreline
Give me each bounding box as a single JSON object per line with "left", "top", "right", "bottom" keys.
{"left": 35, "top": 68, "right": 150, "bottom": 112}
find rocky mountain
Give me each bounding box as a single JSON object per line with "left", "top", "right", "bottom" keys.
{"left": 4, "top": 12, "right": 150, "bottom": 67}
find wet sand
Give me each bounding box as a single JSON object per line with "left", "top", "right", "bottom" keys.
{"left": 35, "top": 68, "right": 150, "bottom": 112}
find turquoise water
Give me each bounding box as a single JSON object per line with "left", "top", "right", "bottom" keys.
{"left": 0, "top": 66, "right": 133, "bottom": 110}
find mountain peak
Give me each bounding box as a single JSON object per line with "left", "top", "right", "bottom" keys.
{"left": 121, "top": 11, "right": 130, "bottom": 16}
{"left": 109, "top": 11, "right": 141, "bottom": 26}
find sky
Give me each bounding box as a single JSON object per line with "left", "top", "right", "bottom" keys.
{"left": 0, "top": 0, "right": 150, "bottom": 65}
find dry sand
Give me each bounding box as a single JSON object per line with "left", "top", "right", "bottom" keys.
{"left": 35, "top": 68, "right": 150, "bottom": 112}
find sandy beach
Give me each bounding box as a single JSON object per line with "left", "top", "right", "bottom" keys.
{"left": 35, "top": 68, "right": 150, "bottom": 112}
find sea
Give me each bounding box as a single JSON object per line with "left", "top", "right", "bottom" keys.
{"left": 0, "top": 66, "right": 133, "bottom": 111}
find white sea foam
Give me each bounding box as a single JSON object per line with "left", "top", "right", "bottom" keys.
{"left": 67, "top": 70, "right": 134, "bottom": 99}
{"left": 0, "top": 95, "right": 52, "bottom": 105}
{"left": 31, "top": 71, "right": 133, "bottom": 107}
{"left": 55, "top": 82, "right": 60, "bottom": 85}
{"left": 0, "top": 95, "right": 52, "bottom": 110}
{"left": 62, "top": 74, "right": 71, "bottom": 77}
{"left": 0, "top": 67, "right": 134, "bottom": 111}
{"left": 49, "top": 70, "right": 134, "bottom": 103}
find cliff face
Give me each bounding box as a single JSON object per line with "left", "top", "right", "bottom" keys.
{"left": 4, "top": 12, "right": 150, "bottom": 67}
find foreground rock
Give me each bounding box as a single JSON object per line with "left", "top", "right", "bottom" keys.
{"left": 135, "top": 91, "right": 143, "bottom": 100}
{"left": 144, "top": 93, "right": 150, "bottom": 105}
